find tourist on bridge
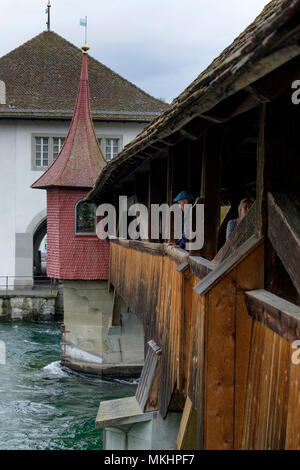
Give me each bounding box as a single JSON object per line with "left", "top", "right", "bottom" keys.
{"left": 172, "top": 190, "right": 195, "bottom": 250}
{"left": 226, "top": 197, "right": 254, "bottom": 240}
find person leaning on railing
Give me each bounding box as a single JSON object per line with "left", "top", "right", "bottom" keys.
{"left": 169, "top": 190, "right": 195, "bottom": 250}
{"left": 226, "top": 197, "right": 254, "bottom": 240}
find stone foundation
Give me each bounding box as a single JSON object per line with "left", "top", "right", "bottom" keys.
{"left": 61, "top": 280, "right": 144, "bottom": 377}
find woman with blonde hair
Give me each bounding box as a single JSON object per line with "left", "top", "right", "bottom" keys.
{"left": 226, "top": 198, "right": 254, "bottom": 240}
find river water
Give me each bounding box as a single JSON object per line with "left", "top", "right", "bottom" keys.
{"left": 0, "top": 322, "right": 137, "bottom": 450}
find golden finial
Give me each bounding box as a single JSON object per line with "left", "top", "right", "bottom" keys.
{"left": 82, "top": 44, "right": 90, "bottom": 54}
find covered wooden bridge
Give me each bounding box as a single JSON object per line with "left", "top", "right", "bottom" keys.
{"left": 88, "top": 0, "right": 300, "bottom": 450}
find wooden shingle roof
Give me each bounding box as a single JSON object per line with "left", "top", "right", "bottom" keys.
{"left": 0, "top": 31, "right": 167, "bottom": 121}
{"left": 87, "top": 0, "right": 300, "bottom": 201}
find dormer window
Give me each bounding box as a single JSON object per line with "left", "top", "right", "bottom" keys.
{"left": 75, "top": 200, "right": 97, "bottom": 235}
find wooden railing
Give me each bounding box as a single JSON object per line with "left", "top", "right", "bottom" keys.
{"left": 109, "top": 237, "right": 300, "bottom": 450}
{"left": 110, "top": 239, "right": 213, "bottom": 418}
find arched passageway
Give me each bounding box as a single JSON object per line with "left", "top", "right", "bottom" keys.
{"left": 33, "top": 218, "right": 47, "bottom": 280}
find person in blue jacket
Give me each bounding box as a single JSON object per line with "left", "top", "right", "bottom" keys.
{"left": 172, "top": 190, "right": 195, "bottom": 250}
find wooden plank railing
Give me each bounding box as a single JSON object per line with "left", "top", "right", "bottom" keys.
{"left": 109, "top": 237, "right": 300, "bottom": 450}
{"left": 243, "top": 289, "right": 300, "bottom": 449}
{"left": 109, "top": 239, "right": 214, "bottom": 419}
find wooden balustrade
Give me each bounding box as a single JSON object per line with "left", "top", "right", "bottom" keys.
{"left": 109, "top": 237, "right": 300, "bottom": 450}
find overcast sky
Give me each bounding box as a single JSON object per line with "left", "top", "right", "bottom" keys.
{"left": 1, "top": 0, "right": 270, "bottom": 103}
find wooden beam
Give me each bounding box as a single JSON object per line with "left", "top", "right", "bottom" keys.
{"left": 200, "top": 113, "right": 226, "bottom": 123}
{"left": 111, "top": 288, "right": 122, "bottom": 326}
{"left": 188, "top": 256, "right": 215, "bottom": 279}
{"left": 176, "top": 397, "right": 197, "bottom": 450}
{"left": 179, "top": 129, "right": 199, "bottom": 141}
{"left": 109, "top": 236, "right": 164, "bottom": 255}
{"left": 204, "top": 273, "right": 236, "bottom": 449}
{"left": 245, "top": 289, "right": 300, "bottom": 343}
{"left": 268, "top": 192, "right": 300, "bottom": 295}
{"left": 200, "top": 126, "right": 224, "bottom": 260}
{"left": 136, "top": 340, "right": 162, "bottom": 412}
{"left": 245, "top": 85, "right": 271, "bottom": 103}
{"left": 148, "top": 158, "right": 166, "bottom": 241}
{"left": 166, "top": 148, "right": 174, "bottom": 242}
{"left": 256, "top": 103, "right": 266, "bottom": 238}
{"left": 149, "top": 142, "right": 169, "bottom": 152}
{"left": 158, "top": 139, "right": 176, "bottom": 147}
{"left": 195, "top": 236, "right": 264, "bottom": 296}
{"left": 213, "top": 201, "right": 256, "bottom": 264}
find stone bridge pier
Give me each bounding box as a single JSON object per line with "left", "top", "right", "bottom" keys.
{"left": 61, "top": 280, "right": 145, "bottom": 378}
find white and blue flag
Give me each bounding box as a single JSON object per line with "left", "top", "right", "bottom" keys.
{"left": 80, "top": 18, "right": 87, "bottom": 27}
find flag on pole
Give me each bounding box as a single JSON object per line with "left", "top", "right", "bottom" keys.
{"left": 80, "top": 18, "right": 87, "bottom": 27}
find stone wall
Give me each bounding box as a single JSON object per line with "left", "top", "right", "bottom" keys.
{"left": 0, "top": 294, "right": 56, "bottom": 321}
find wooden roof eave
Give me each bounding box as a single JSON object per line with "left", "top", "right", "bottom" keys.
{"left": 87, "top": 28, "right": 300, "bottom": 202}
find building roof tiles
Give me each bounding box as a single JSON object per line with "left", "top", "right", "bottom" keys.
{"left": 0, "top": 31, "right": 166, "bottom": 121}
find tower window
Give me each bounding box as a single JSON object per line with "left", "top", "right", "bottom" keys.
{"left": 75, "top": 200, "right": 97, "bottom": 234}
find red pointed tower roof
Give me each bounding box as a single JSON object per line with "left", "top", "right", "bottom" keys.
{"left": 32, "top": 44, "right": 106, "bottom": 189}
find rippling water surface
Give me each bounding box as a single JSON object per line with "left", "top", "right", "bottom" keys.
{"left": 0, "top": 322, "right": 137, "bottom": 450}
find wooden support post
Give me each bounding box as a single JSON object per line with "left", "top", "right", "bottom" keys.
{"left": 166, "top": 148, "right": 174, "bottom": 242}
{"left": 258, "top": 95, "right": 300, "bottom": 295}
{"left": 111, "top": 288, "right": 122, "bottom": 326}
{"left": 200, "top": 127, "right": 223, "bottom": 260}
{"left": 177, "top": 397, "right": 197, "bottom": 450}
{"left": 148, "top": 158, "right": 166, "bottom": 242}
{"left": 256, "top": 103, "right": 266, "bottom": 238}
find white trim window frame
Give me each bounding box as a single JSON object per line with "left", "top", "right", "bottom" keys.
{"left": 96, "top": 135, "right": 123, "bottom": 161}
{"left": 53, "top": 137, "right": 65, "bottom": 160}
{"left": 31, "top": 134, "right": 67, "bottom": 171}
{"left": 106, "top": 138, "right": 119, "bottom": 161}
{"left": 35, "top": 137, "right": 49, "bottom": 168}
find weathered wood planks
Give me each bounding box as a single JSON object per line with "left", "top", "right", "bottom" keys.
{"left": 245, "top": 289, "right": 300, "bottom": 344}
{"left": 176, "top": 397, "right": 197, "bottom": 450}
{"left": 268, "top": 192, "right": 300, "bottom": 296}
{"left": 110, "top": 239, "right": 210, "bottom": 422}
{"left": 135, "top": 340, "right": 161, "bottom": 412}
{"left": 109, "top": 236, "right": 300, "bottom": 450}
{"left": 197, "top": 237, "right": 264, "bottom": 449}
